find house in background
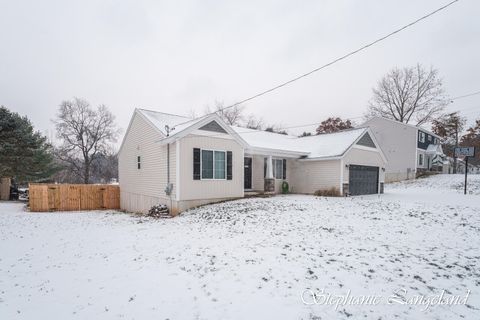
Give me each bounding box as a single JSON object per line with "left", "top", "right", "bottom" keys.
{"left": 118, "top": 109, "right": 387, "bottom": 215}
{"left": 362, "top": 117, "right": 445, "bottom": 182}
{"left": 456, "top": 158, "right": 480, "bottom": 174}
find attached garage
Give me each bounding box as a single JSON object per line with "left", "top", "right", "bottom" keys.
{"left": 348, "top": 165, "right": 379, "bottom": 195}
{"left": 272, "top": 129, "right": 387, "bottom": 197}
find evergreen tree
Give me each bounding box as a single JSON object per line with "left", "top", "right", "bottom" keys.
{"left": 0, "top": 106, "right": 58, "bottom": 183}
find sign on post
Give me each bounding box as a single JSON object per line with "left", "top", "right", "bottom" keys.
{"left": 454, "top": 147, "right": 476, "bottom": 195}
{"left": 454, "top": 147, "right": 475, "bottom": 157}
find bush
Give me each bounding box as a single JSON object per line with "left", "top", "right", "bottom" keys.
{"left": 281, "top": 181, "right": 289, "bottom": 194}
{"left": 147, "top": 204, "right": 170, "bottom": 218}
{"left": 314, "top": 187, "right": 341, "bottom": 197}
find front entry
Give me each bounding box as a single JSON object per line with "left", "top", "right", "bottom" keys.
{"left": 244, "top": 157, "right": 252, "bottom": 189}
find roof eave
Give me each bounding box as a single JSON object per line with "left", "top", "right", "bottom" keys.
{"left": 245, "top": 146, "right": 308, "bottom": 158}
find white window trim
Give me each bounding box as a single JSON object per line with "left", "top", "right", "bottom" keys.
{"left": 272, "top": 158, "right": 284, "bottom": 180}
{"left": 419, "top": 131, "right": 426, "bottom": 143}
{"left": 200, "top": 149, "right": 227, "bottom": 180}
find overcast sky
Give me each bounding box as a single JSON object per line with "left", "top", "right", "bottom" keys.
{"left": 1, "top": 0, "right": 479, "bottom": 146}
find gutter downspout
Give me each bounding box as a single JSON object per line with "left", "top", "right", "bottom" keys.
{"left": 164, "top": 126, "right": 174, "bottom": 212}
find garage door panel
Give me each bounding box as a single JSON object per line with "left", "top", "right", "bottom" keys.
{"left": 349, "top": 165, "right": 379, "bottom": 195}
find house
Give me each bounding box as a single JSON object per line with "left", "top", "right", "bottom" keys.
{"left": 456, "top": 158, "right": 480, "bottom": 174}
{"left": 119, "top": 109, "right": 387, "bottom": 215}
{"left": 362, "top": 117, "right": 446, "bottom": 182}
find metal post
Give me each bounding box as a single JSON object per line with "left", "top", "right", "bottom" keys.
{"left": 464, "top": 156, "right": 468, "bottom": 195}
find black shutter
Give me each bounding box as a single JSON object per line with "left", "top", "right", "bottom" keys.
{"left": 227, "top": 151, "right": 232, "bottom": 180}
{"left": 264, "top": 157, "right": 267, "bottom": 178}
{"left": 282, "top": 159, "right": 287, "bottom": 179}
{"left": 193, "top": 148, "right": 201, "bottom": 180}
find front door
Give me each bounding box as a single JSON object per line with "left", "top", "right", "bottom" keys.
{"left": 244, "top": 157, "right": 252, "bottom": 189}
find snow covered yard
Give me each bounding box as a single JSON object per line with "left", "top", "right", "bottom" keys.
{"left": 0, "top": 174, "right": 479, "bottom": 319}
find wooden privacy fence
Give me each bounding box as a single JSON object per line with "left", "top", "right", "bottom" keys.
{"left": 29, "top": 184, "right": 120, "bottom": 212}
{"left": 0, "top": 177, "right": 11, "bottom": 201}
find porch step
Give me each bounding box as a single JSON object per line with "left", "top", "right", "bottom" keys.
{"left": 244, "top": 191, "right": 274, "bottom": 198}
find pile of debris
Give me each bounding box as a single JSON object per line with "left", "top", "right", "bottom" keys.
{"left": 147, "top": 204, "right": 170, "bottom": 218}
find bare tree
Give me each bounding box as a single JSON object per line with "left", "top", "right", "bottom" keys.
{"left": 187, "top": 108, "right": 198, "bottom": 119}
{"left": 244, "top": 114, "right": 265, "bottom": 130}
{"left": 432, "top": 111, "right": 466, "bottom": 173}
{"left": 54, "top": 98, "right": 120, "bottom": 184}
{"left": 265, "top": 125, "right": 288, "bottom": 135}
{"left": 366, "top": 64, "right": 447, "bottom": 126}
{"left": 461, "top": 119, "right": 480, "bottom": 166}
{"left": 206, "top": 101, "right": 245, "bottom": 125}
{"left": 299, "top": 131, "right": 312, "bottom": 137}
{"left": 202, "top": 100, "right": 264, "bottom": 130}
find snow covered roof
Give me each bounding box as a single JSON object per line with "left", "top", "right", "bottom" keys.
{"left": 233, "top": 126, "right": 368, "bottom": 159}
{"left": 137, "top": 108, "right": 202, "bottom": 136}
{"left": 231, "top": 127, "right": 307, "bottom": 155}
{"left": 293, "top": 128, "right": 368, "bottom": 158}
{"left": 426, "top": 144, "right": 444, "bottom": 155}
{"left": 132, "top": 109, "right": 376, "bottom": 159}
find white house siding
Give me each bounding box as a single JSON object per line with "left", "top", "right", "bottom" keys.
{"left": 178, "top": 133, "right": 244, "bottom": 204}
{"left": 250, "top": 155, "right": 265, "bottom": 191}
{"left": 364, "top": 118, "right": 417, "bottom": 182}
{"left": 342, "top": 146, "right": 386, "bottom": 185}
{"left": 118, "top": 113, "right": 177, "bottom": 214}
{"left": 289, "top": 159, "right": 341, "bottom": 194}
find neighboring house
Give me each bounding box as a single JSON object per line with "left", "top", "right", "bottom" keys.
{"left": 456, "top": 158, "right": 480, "bottom": 174}
{"left": 362, "top": 117, "right": 445, "bottom": 182}
{"left": 119, "top": 109, "right": 387, "bottom": 215}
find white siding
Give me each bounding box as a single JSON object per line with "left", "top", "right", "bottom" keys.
{"left": 289, "top": 159, "right": 341, "bottom": 194}
{"left": 178, "top": 134, "right": 244, "bottom": 201}
{"left": 342, "top": 146, "right": 386, "bottom": 183}
{"left": 250, "top": 155, "right": 265, "bottom": 191}
{"left": 118, "top": 112, "right": 177, "bottom": 213}
{"left": 364, "top": 118, "right": 417, "bottom": 182}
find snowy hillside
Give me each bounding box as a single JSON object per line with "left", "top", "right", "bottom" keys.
{"left": 0, "top": 174, "right": 479, "bottom": 319}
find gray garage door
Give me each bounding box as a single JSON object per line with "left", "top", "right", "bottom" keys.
{"left": 348, "top": 165, "right": 379, "bottom": 195}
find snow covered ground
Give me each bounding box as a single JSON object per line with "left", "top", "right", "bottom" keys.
{"left": 1, "top": 174, "right": 479, "bottom": 319}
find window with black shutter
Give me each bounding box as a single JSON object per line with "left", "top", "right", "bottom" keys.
{"left": 227, "top": 151, "right": 232, "bottom": 180}
{"left": 282, "top": 159, "right": 286, "bottom": 179}
{"left": 264, "top": 157, "right": 267, "bottom": 177}
{"left": 193, "top": 148, "right": 201, "bottom": 180}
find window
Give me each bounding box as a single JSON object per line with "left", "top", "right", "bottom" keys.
{"left": 201, "top": 150, "right": 226, "bottom": 179}
{"left": 419, "top": 132, "right": 425, "bottom": 143}
{"left": 264, "top": 158, "right": 286, "bottom": 179}
{"left": 201, "top": 150, "right": 213, "bottom": 179}
{"left": 214, "top": 151, "right": 226, "bottom": 179}
{"left": 137, "top": 156, "right": 141, "bottom": 169}
{"left": 418, "top": 154, "right": 424, "bottom": 166}
{"left": 273, "top": 159, "right": 283, "bottom": 179}
{"left": 427, "top": 135, "right": 432, "bottom": 142}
